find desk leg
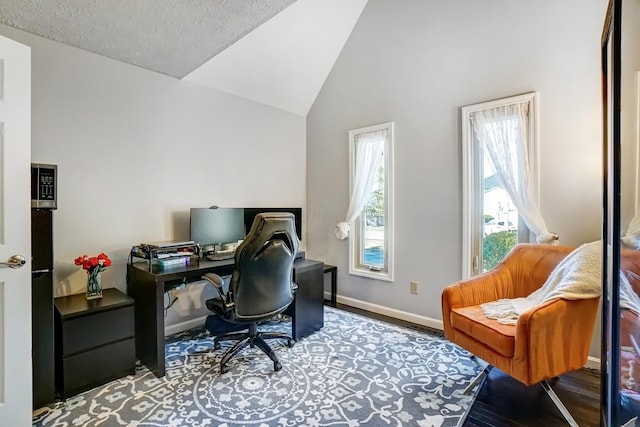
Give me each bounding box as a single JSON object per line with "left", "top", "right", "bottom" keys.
{"left": 127, "top": 265, "right": 165, "bottom": 377}
{"left": 330, "top": 269, "right": 337, "bottom": 307}
{"left": 323, "top": 265, "right": 338, "bottom": 308}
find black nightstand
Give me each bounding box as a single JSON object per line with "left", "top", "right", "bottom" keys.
{"left": 54, "top": 288, "right": 135, "bottom": 399}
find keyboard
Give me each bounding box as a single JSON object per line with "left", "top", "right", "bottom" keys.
{"left": 205, "top": 250, "right": 235, "bottom": 261}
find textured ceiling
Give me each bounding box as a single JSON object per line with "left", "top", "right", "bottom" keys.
{"left": 0, "top": 0, "right": 298, "bottom": 78}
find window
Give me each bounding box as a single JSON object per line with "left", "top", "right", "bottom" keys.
{"left": 461, "top": 93, "right": 545, "bottom": 277}
{"left": 347, "top": 122, "right": 394, "bottom": 281}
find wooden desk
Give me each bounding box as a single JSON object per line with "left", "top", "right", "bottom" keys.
{"left": 126, "top": 257, "right": 324, "bottom": 377}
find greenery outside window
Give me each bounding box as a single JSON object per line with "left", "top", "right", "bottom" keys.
{"left": 461, "top": 93, "right": 542, "bottom": 277}
{"left": 347, "top": 122, "right": 394, "bottom": 281}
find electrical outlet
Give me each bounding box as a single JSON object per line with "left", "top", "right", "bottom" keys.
{"left": 410, "top": 281, "right": 419, "bottom": 295}
{"left": 170, "top": 288, "right": 180, "bottom": 300}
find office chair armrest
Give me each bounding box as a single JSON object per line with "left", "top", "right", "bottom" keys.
{"left": 202, "top": 273, "right": 229, "bottom": 306}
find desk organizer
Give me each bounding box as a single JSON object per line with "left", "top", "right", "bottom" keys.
{"left": 128, "top": 241, "right": 200, "bottom": 271}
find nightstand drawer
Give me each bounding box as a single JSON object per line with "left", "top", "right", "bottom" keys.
{"left": 61, "top": 306, "right": 134, "bottom": 356}
{"left": 61, "top": 337, "right": 135, "bottom": 398}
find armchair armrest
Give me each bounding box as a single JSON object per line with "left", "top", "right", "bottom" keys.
{"left": 441, "top": 266, "right": 515, "bottom": 338}
{"left": 512, "top": 296, "right": 600, "bottom": 385}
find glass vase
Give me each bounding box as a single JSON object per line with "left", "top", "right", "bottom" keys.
{"left": 86, "top": 270, "right": 103, "bottom": 300}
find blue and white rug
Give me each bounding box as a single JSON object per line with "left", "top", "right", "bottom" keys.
{"left": 33, "top": 307, "right": 481, "bottom": 427}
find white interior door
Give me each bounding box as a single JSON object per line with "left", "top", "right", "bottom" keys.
{"left": 0, "top": 35, "right": 32, "bottom": 425}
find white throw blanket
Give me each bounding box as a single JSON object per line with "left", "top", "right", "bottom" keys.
{"left": 481, "top": 241, "right": 640, "bottom": 325}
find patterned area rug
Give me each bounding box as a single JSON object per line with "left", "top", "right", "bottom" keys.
{"left": 33, "top": 307, "right": 482, "bottom": 427}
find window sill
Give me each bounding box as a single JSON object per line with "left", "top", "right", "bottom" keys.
{"left": 349, "top": 267, "right": 393, "bottom": 282}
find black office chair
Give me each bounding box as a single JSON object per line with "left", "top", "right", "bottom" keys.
{"left": 201, "top": 212, "right": 299, "bottom": 373}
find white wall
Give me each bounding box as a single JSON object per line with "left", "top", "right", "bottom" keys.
{"left": 0, "top": 24, "right": 306, "bottom": 331}
{"left": 306, "top": 0, "right": 607, "bottom": 355}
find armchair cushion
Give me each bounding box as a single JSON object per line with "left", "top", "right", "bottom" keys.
{"left": 451, "top": 305, "right": 515, "bottom": 357}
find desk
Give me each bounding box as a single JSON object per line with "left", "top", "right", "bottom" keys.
{"left": 127, "top": 257, "right": 324, "bottom": 377}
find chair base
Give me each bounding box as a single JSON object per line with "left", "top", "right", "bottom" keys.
{"left": 463, "top": 365, "right": 490, "bottom": 394}
{"left": 463, "top": 365, "right": 578, "bottom": 426}
{"left": 540, "top": 380, "right": 578, "bottom": 427}
{"left": 214, "top": 322, "right": 294, "bottom": 373}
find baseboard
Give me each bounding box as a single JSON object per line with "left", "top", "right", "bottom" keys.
{"left": 165, "top": 315, "right": 208, "bottom": 336}
{"left": 329, "top": 292, "right": 444, "bottom": 331}
{"left": 585, "top": 356, "right": 600, "bottom": 371}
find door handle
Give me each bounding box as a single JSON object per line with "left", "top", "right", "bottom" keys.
{"left": 0, "top": 254, "right": 26, "bottom": 269}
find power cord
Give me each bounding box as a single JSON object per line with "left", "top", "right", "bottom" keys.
{"left": 164, "top": 277, "right": 187, "bottom": 315}
{"left": 164, "top": 291, "right": 179, "bottom": 315}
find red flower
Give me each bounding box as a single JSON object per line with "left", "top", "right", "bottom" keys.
{"left": 75, "top": 253, "right": 112, "bottom": 272}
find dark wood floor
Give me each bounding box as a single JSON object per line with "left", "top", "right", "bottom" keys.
{"left": 464, "top": 367, "right": 600, "bottom": 427}
{"left": 333, "top": 302, "right": 601, "bottom": 427}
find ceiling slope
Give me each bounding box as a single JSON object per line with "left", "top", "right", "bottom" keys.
{"left": 183, "top": 0, "right": 369, "bottom": 117}
{"left": 0, "top": 0, "right": 298, "bottom": 78}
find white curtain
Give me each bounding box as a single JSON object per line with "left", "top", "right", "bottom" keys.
{"left": 335, "top": 130, "right": 386, "bottom": 240}
{"left": 471, "top": 103, "right": 558, "bottom": 244}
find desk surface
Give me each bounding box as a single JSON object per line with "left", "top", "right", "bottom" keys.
{"left": 129, "top": 256, "right": 317, "bottom": 279}
{"left": 130, "top": 256, "right": 233, "bottom": 276}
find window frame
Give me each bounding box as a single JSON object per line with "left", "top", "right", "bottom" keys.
{"left": 461, "top": 92, "right": 539, "bottom": 278}
{"left": 348, "top": 122, "right": 395, "bottom": 282}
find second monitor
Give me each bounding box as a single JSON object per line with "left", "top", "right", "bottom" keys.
{"left": 189, "top": 207, "right": 303, "bottom": 249}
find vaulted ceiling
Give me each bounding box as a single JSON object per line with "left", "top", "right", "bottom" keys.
{"left": 0, "top": 0, "right": 369, "bottom": 116}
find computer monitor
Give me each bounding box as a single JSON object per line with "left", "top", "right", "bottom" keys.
{"left": 189, "top": 208, "right": 246, "bottom": 247}
{"left": 243, "top": 207, "right": 302, "bottom": 241}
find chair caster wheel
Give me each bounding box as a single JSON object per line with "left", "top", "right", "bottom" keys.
{"left": 214, "top": 342, "right": 221, "bottom": 350}
{"left": 274, "top": 361, "right": 282, "bottom": 371}
{"left": 220, "top": 364, "right": 229, "bottom": 374}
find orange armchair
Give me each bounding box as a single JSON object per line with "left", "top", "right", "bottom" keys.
{"left": 442, "top": 243, "right": 600, "bottom": 426}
